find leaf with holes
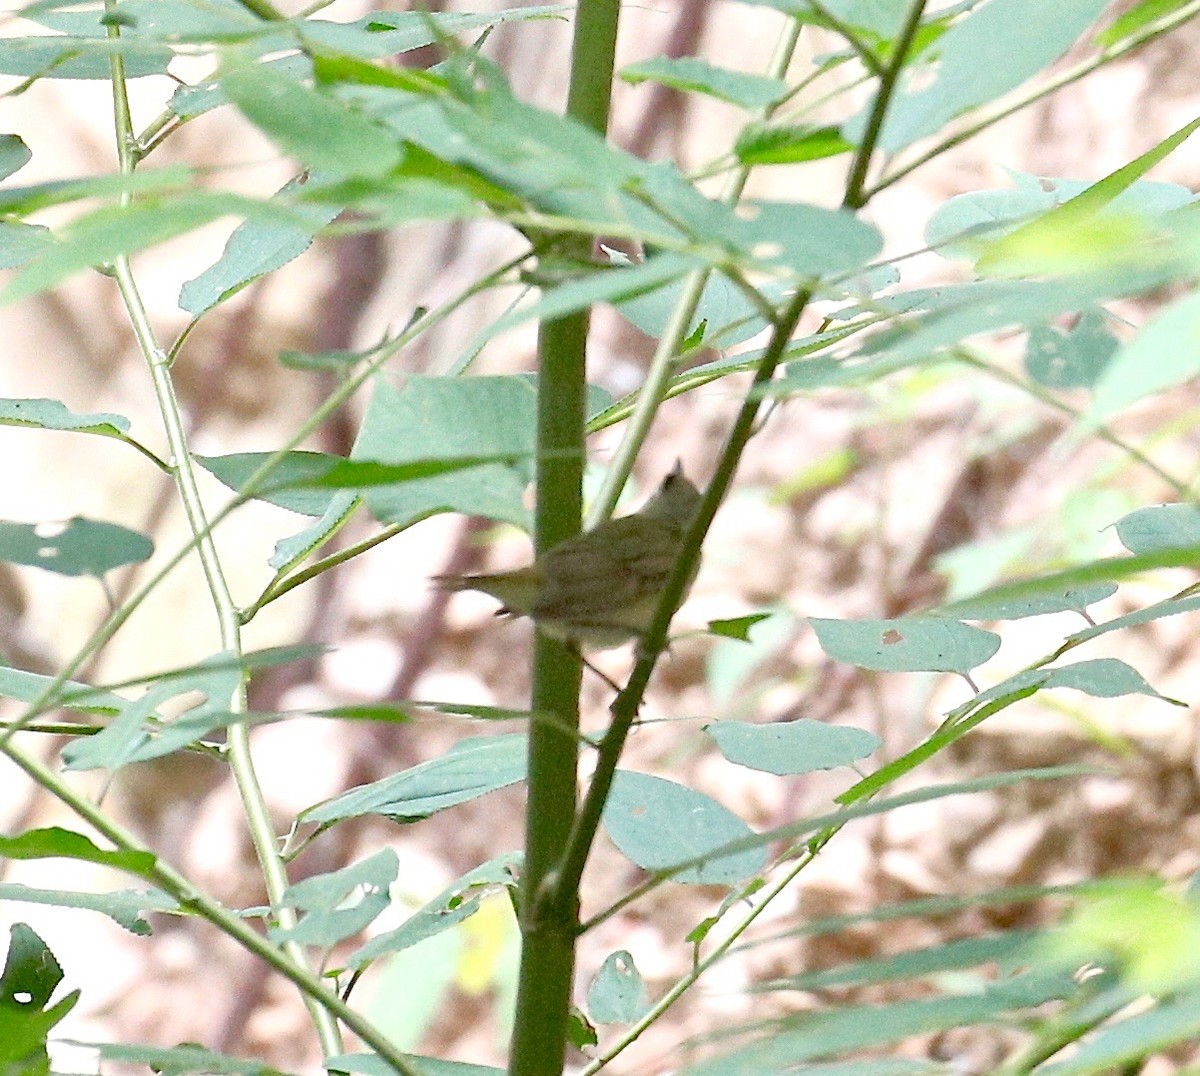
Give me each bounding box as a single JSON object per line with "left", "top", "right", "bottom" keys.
{"left": 0, "top": 924, "right": 79, "bottom": 1071}
{"left": 588, "top": 950, "right": 649, "bottom": 1024}
{"left": 810, "top": 617, "right": 1000, "bottom": 674}
{"left": 0, "top": 517, "right": 152, "bottom": 578}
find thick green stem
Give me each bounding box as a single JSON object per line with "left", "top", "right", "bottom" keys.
{"left": 508, "top": 3, "right": 620, "bottom": 1074}
{"left": 543, "top": 1, "right": 932, "bottom": 1050}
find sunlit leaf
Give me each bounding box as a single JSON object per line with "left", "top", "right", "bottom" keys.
{"left": 0, "top": 924, "right": 78, "bottom": 1072}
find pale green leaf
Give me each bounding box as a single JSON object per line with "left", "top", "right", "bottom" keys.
{"left": 301, "top": 734, "right": 528, "bottom": 825}
{"left": 217, "top": 58, "right": 403, "bottom": 178}
{"left": 0, "top": 517, "right": 151, "bottom": 577}
{"left": 1084, "top": 290, "right": 1200, "bottom": 429}
{"left": 271, "top": 850, "right": 398, "bottom": 948}
{"left": 620, "top": 56, "right": 789, "bottom": 109}
{"left": 347, "top": 854, "right": 520, "bottom": 967}
{"left": 179, "top": 175, "right": 342, "bottom": 315}
{"left": 705, "top": 719, "right": 881, "bottom": 775}
{"left": 0, "top": 135, "right": 31, "bottom": 181}
{"left": 588, "top": 950, "right": 649, "bottom": 1024}
{"left": 0, "top": 397, "right": 130, "bottom": 437}
{"left": 0, "top": 883, "right": 176, "bottom": 936}
{"left": 809, "top": 617, "right": 1000, "bottom": 674}
{"left": 1025, "top": 309, "right": 1119, "bottom": 388}
{"left": 861, "top": 0, "right": 1112, "bottom": 152}
{"left": 1114, "top": 503, "right": 1200, "bottom": 554}
{"left": 603, "top": 771, "right": 766, "bottom": 884}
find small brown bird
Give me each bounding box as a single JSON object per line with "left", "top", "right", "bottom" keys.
{"left": 434, "top": 462, "right": 702, "bottom": 649}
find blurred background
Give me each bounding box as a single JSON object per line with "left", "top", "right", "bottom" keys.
{"left": 3, "top": 0, "right": 1200, "bottom": 1070}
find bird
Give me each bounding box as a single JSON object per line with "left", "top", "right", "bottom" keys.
{"left": 434, "top": 462, "right": 702, "bottom": 649}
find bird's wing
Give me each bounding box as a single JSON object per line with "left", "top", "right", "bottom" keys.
{"left": 531, "top": 517, "right": 680, "bottom": 626}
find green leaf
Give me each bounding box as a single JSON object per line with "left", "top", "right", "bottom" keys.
{"left": 0, "top": 665, "right": 133, "bottom": 718}
{"left": 486, "top": 256, "right": 697, "bottom": 341}
{"left": 0, "top": 135, "right": 31, "bottom": 181}
{"left": 351, "top": 376, "right": 541, "bottom": 530}
{"left": 926, "top": 173, "right": 1193, "bottom": 261}
{"left": 861, "top": 0, "right": 1112, "bottom": 153}
{"left": 179, "top": 174, "right": 342, "bottom": 315}
{"left": 612, "top": 260, "right": 779, "bottom": 350}
{"left": 267, "top": 491, "right": 359, "bottom": 571}
{"left": 938, "top": 582, "right": 1117, "bottom": 621}
{"left": 217, "top": 57, "right": 403, "bottom": 178}
{"left": 0, "top": 164, "right": 194, "bottom": 216}
{"left": 704, "top": 719, "right": 881, "bottom": 776}
{"left": 969, "top": 658, "right": 1182, "bottom": 708}
{"left": 92, "top": 1043, "right": 294, "bottom": 1076}
{"left": 603, "top": 770, "right": 767, "bottom": 884}
{"left": 171, "top": 53, "right": 310, "bottom": 118}
{"left": 0, "top": 220, "right": 53, "bottom": 270}
{"left": 760, "top": 929, "right": 1042, "bottom": 992}
{"left": 301, "top": 5, "right": 568, "bottom": 60}
{"left": 620, "top": 56, "right": 789, "bottom": 109}
{"left": 25, "top": 0, "right": 267, "bottom": 42}
{"left": 588, "top": 950, "right": 649, "bottom": 1024}
{"left": 0, "top": 882, "right": 176, "bottom": 936}
{"left": 732, "top": 200, "right": 883, "bottom": 278}
{"left": 705, "top": 613, "right": 774, "bottom": 642}
{"left": 0, "top": 924, "right": 78, "bottom": 1072}
{"left": 568, "top": 1007, "right": 598, "bottom": 1050}
{"left": 59, "top": 650, "right": 245, "bottom": 772}
{"left": 809, "top": 617, "right": 1000, "bottom": 674}
{"left": 1049, "top": 878, "right": 1200, "bottom": 995}
{"left": 1084, "top": 289, "right": 1200, "bottom": 429}
{"left": 1025, "top": 309, "right": 1119, "bottom": 388}
{"left": 0, "top": 190, "right": 305, "bottom": 305}
{"left": 706, "top": 608, "right": 796, "bottom": 711}
{"left": 856, "top": 272, "right": 1173, "bottom": 370}
{"left": 271, "top": 850, "right": 398, "bottom": 948}
{"left": 0, "top": 827, "right": 157, "bottom": 878}
{"left": 1094, "top": 0, "right": 1195, "bottom": 46}
{"left": 315, "top": 700, "right": 535, "bottom": 724}
{"left": 301, "top": 734, "right": 528, "bottom": 825}
{"left": 347, "top": 854, "right": 520, "bottom": 968}
{"left": 1037, "top": 986, "right": 1200, "bottom": 1074}
{"left": 328, "top": 1052, "right": 502, "bottom": 1076}
{"left": 197, "top": 450, "right": 473, "bottom": 516}
{"left": 1114, "top": 503, "right": 1200, "bottom": 554}
{"left": 734, "top": 123, "right": 854, "bottom": 165}
{"left": 0, "top": 32, "right": 172, "bottom": 79}
{"left": 0, "top": 517, "right": 152, "bottom": 577}
{"left": 0, "top": 397, "right": 130, "bottom": 437}
{"left": 684, "top": 973, "right": 1075, "bottom": 1073}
